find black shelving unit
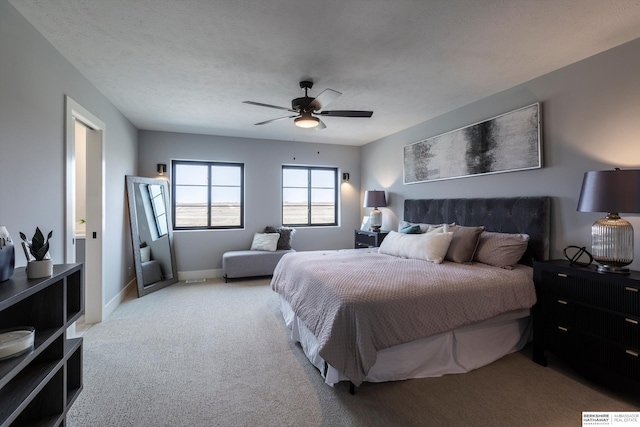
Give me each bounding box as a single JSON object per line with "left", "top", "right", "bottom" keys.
{"left": 0, "top": 263, "right": 84, "bottom": 427}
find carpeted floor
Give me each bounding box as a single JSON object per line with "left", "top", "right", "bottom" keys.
{"left": 67, "top": 278, "right": 639, "bottom": 426}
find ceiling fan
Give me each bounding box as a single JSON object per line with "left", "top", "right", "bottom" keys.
{"left": 243, "top": 81, "right": 373, "bottom": 129}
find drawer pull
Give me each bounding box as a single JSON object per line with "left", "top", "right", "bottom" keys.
{"left": 557, "top": 273, "right": 568, "bottom": 278}
{"left": 625, "top": 287, "right": 639, "bottom": 293}
{"left": 625, "top": 349, "right": 639, "bottom": 357}
{"left": 557, "top": 299, "right": 568, "bottom": 305}
{"left": 557, "top": 326, "right": 568, "bottom": 332}
{"left": 625, "top": 318, "right": 639, "bottom": 325}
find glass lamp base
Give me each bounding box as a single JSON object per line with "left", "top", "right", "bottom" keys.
{"left": 595, "top": 264, "right": 630, "bottom": 274}
{"left": 369, "top": 208, "right": 382, "bottom": 232}
{"left": 591, "top": 213, "right": 633, "bottom": 274}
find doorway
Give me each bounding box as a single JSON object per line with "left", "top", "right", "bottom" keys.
{"left": 65, "top": 96, "right": 105, "bottom": 324}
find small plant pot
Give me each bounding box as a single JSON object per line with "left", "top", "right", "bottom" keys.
{"left": 26, "top": 259, "right": 53, "bottom": 279}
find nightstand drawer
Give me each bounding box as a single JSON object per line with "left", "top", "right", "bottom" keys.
{"left": 576, "top": 332, "right": 640, "bottom": 381}
{"left": 355, "top": 232, "right": 377, "bottom": 247}
{"left": 544, "top": 323, "right": 640, "bottom": 381}
{"left": 540, "top": 294, "right": 573, "bottom": 325}
{"left": 354, "top": 229, "right": 388, "bottom": 249}
{"left": 539, "top": 270, "right": 640, "bottom": 315}
{"left": 543, "top": 322, "right": 576, "bottom": 358}
{"left": 540, "top": 294, "right": 640, "bottom": 348}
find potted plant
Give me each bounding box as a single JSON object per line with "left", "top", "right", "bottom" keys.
{"left": 19, "top": 228, "right": 53, "bottom": 279}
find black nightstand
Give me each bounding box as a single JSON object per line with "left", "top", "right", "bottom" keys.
{"left": 533, "top": 259, "right": 640, "bottom": 393}
{"left": 354, "top": 229, "right": 389, "bottom": 249}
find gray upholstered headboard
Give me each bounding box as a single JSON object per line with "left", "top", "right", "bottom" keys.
{"left": 404, "top": 197, "right": 551, "bottom": 265}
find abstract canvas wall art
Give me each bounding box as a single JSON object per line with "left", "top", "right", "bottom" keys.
{"left": 403, "top": 103, "right": 541, "bottom": 184}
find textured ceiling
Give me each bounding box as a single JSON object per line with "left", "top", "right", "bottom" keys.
{"left": 8, "top": 0, "right": 640, "bottom": 146}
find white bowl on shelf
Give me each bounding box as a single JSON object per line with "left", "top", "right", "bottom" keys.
{"left": 0, "top": 327, "right": 35, "bottom": 361}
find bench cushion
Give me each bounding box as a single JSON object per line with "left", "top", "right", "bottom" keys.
{"left": 222, "top": 249, "right": 295, "bottom": 279}
{"left": 141, "top": 260, "right": 162, "bottom": 286}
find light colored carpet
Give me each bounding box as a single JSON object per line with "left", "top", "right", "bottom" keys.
{"left": 67, "top": 278, "right": 639, "bottom": 426}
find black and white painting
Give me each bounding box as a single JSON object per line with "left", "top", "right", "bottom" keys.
{"left": 403, "top": 103, "right": 541, "bottom": 184}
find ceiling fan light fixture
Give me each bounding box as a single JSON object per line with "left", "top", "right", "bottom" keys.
{"left": 245, "top": 81, "right": 372, "bottom": 129}
{"left": 294, "top": 114, "right": 319, "bottom": 128}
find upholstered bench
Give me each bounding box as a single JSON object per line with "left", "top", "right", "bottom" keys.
{"left": 141, "top": 260, "right": 162, "bottom": 286}
{"left": 222, "top": 249, "right": 294, "bottom": 282}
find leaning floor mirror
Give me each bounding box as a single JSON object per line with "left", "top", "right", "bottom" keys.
{"left": 126, "top": 175, "right": 178, "bottom": 297}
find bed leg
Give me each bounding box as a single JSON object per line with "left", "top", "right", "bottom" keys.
{"left": 349, "top": 382, "right": 355, "bottom": 395}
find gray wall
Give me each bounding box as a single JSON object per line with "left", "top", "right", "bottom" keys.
{"left": 361, "top": 37, "right": 640, "bottom": 270}
{"left": 0, "top": 0, "right": 138, "bottom": 302}
{"left": 138, "top": 131, "right": 361, "bottom": 274}
{"left": 6, "top": 0, "right": 640, "bottom": 288}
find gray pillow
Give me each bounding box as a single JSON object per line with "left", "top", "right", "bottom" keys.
{"left": 474, "top": 232, "right": 530, "bottom": 269}
{"left": 445, "top": 225, "right": 485, "bottom": 263}
{"left": 264, "top": 226, "right": 296, "bottom": 250}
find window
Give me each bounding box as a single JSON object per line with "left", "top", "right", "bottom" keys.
{"left": 147, "top": 184, "right": 168, "bottom": 237}
{"left": 172, "top": 160, "right": 244, "bottom": 229}
{"left": 282, "top": 166, "right": 337, "bottom": 226}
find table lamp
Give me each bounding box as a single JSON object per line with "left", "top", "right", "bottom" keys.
{"left": 364, "top": 190, "right": 387, "bottom": 232}
{"left": 577, "top": 168, "right": 640, "bottom": 273}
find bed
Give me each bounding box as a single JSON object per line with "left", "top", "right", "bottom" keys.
{"left": 271, "top": 197, "right": 551, "bottom": 389}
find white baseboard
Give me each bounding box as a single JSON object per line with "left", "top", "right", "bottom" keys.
{"left": 178, "top": 268, "right": 222, "bottom": 281}
{"left": 104, "top": 278, "right": 136, "bottom": 320}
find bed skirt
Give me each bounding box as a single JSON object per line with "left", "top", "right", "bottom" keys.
{"left": 279, "top": 295, "right": 532, "bottom": 386}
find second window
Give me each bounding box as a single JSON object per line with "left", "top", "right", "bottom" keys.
{"left": 282, "top": 166, "right": 337, "bottom": 226}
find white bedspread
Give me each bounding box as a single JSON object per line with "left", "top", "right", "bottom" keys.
{"left": 271, "top": 248, "right": 536, "bottom": 386}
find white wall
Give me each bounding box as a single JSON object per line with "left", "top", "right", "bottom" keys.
{"left": 361, "top": 37, "right": 640, "bottom": 270}
{"left": 138, "top": 131, "right": 361, "bottom": 275}
{"left": 0, "top": 0, "right": 138, "bottom": 302}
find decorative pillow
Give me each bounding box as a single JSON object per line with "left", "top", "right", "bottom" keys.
{"left": 445, "top": 225, "right": 485, "bottom": 264}
{"left": 140, "top": 246, "right": 151, "bottom": 263}
{"left": 397, "top": 221, "right": 454, "bottom": 233}
{"left": 398, "top": 221, "right": 429, "bottom": 233}
{"left": 250, "top": 233, "right": 280, "bottom": 252}
{"left": 474, "top": 232, "right": 530, "bottom": 269}
{"left": 379, "top": 230, "right": 453, "bottom": 264}
{"left": 427, "top": 224, "right": 450, "bottom": 233}
{"left": 264, "top": 226, "right": 296, "bottom": 250}
{"left": 399, "top": 224, "right": 422, "bottom": 234}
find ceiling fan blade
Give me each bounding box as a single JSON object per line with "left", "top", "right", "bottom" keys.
{"left": 318, "top": 110, "right": 373, "bottom": 118}
{"left": 254, "top": 115, "right": 298, "bottom": 125}
{"left": 315, "top": 119, "right": 327, "bottom": 130}
{"left": 243, "top": 101, "right": 297, "bottom": 113}
{"left": 308, "top": 88, "right": 341, "bottom": 111}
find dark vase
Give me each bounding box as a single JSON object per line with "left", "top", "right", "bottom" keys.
{"left": 1, "top": 226, "right": 16, "bottom": 281}
{"left": 0, "top": 242, "right": 15, "bottom": 282}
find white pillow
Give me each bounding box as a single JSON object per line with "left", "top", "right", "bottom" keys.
{"left": 250, "top": 233, "right": 280, "bottom": 252}
{"left": 140, "top": 246, "right": 151, "bottom": 263}
{"left": 379, "top": 230, "right": 453, "bottom": 264}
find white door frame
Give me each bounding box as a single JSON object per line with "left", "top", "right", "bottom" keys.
{"left": 65, "top": 96, "right": 106, "bottom": 323}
